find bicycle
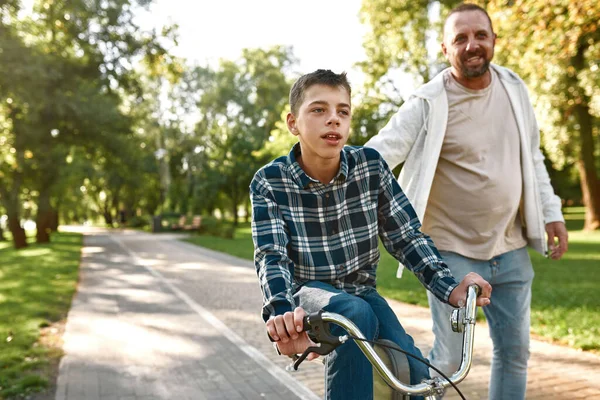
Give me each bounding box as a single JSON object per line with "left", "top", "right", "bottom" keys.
{"left": 282, "top": 285, "right": 481, "bottom": 400}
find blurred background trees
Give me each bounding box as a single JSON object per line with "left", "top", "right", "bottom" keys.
{"left": 0, "top": 0, "right": 598, "bottom": 249}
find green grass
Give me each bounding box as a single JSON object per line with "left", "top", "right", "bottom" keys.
{"left": 183, "top": 224, "right": 255, "bottom": 260}
{"left": 528, "top": 229, "right": 600, "bottom": 350}
{"left": 0, "top": 232, "right": 82, "bottom": 399}
{"left": 185, "top": 209, "right": 600, "bottom": 352}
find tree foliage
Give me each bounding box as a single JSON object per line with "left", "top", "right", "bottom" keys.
{"left": 0, "top": 0, "right": 176, "bottom": 247}
{"left": 488, "top": 0, "right": 600, "bottom": 230}
{"left": 186, "top": 46, "right": 296, "bottom": 224}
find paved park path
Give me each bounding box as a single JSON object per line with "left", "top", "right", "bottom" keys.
{"left": 55, "top": 228, "right": 600, "bottom": 399}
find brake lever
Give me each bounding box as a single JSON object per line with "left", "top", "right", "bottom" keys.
{"left": 290, "top": 311, "right": 346, "bottom": 371}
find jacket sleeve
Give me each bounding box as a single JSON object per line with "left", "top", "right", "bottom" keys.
{"left": 364, "top": 97, "right": 428, "bottom": 170}
{"left": 522, "top": 83, "right": 565, "bottom": 224}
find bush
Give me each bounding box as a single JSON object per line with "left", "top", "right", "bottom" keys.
{"left": 221, "top": 224, "right": 235, "bottom": 239}
{"left": 127, "top": 215, "right": 150, "bottom": 228}
{"left": 198, "top": 216, "right": 235, "bottom": 238}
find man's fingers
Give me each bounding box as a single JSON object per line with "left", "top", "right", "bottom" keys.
{"left": 547, "top": 227, "right": 556, "bottom": 248}
{"left": 546, "top": 222, "right": 568, "bottom": 260}
{"left": 559, "top": 231, "right": 569, "bottom": 254}
{"left": 551, "top": 232, "right": 568, "bottom": 259}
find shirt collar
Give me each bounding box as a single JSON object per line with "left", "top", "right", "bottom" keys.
{"left": 287, "top": 143, "right": 348, "bottom": 188}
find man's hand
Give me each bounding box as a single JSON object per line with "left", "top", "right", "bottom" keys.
{"left": 448, "top": 272, "right": 492, "bottom": 308}
{"left": 266, "top": 307, "right": 319, "bottom": 360}
{"left": 546, "top": 221, "right": 568, "bottom": 260}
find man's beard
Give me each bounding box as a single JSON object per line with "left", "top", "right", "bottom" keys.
{"left": 460, "top": 52, "right": 491, "bottom": 78}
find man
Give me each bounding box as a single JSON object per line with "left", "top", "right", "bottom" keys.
{"left": 365, "top": 3, "right": 568, "bottom": 399}
{"left": 250, "top": 69, "right": 492, "bottom": 400}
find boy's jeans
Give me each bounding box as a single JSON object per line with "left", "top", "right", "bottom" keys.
{"left": 294, "top": 281, "right": 429, "bottom": 400}
{"left": 427, "top": 247, "right": 534, "bottom": 400}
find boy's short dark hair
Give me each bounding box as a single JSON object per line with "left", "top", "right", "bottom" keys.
{"left": 289, "top": 69, "right": 351, "bottom": 115}
{"left": 446, "top": 3, "right": 494, "bottom": 32}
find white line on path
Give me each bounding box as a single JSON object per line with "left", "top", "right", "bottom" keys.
{"left": 109, "top": 235, "right": 321, "bottom": 400}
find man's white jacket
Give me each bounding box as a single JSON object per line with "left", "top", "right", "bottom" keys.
{"left": 365, "top": 64, "right": 564, "bottom": 276}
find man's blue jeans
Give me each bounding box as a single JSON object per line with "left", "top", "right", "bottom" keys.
{"left": 427, "top": 247, "right": 534, "bottom": 400}
{"left": 294, "top": 281, "right": 429, "bottom": 400}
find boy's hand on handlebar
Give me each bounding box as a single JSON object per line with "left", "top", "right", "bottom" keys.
{"left": 449, "top": 272, "right": 492, "bottom": 308}
{"left": 266, "top": 307, "right": 319, "bottom": 361}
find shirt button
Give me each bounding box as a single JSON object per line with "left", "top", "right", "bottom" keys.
{"left": 338, "top": 265, "right": 344, "bottom": 271}
{"left": 325, "top": 193, "right": 330, "bottom": 198}
{"left": 332, "top": 229, "right": 338, "bottom": 234}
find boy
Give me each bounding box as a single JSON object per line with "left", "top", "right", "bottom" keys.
{"left": 250, "top": 69, "right": 491, "bottom": 400}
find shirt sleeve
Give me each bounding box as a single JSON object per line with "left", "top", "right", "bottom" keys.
{"left": 376, "top": 157, "right": 459, "bottom": 304}
{"left": 250, "top": 173, "right": 296, "bottom": 321}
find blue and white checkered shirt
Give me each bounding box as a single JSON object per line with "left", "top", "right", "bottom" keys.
{"left": 250, "top": 144, "right": 458, "bottom": 321}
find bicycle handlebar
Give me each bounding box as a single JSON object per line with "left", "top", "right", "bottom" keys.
{"left": 298, "top": 285, "right": 481, "bottom": 397}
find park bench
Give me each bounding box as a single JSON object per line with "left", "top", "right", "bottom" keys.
{"left": 183, "top": 215, "right": 202, "bottom": 231}
{"left": 170, "top": 215, "right": 187, "bottom": 230}
{"left": 170, "top": 215, "right": 202, "bottom": 231}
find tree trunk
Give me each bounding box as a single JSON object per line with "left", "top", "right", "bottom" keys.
{"left": 36, "top": 190, "right": 53, "bottom": 243}
{"left": 103, "top": 211, "right": 114, "bottom": 226}
{"left": 576, "top": 156, "right": 600, "bottom": 231}
{"left": 112, "top": 190, "right": 121, "bottom": 225}
{"left": 0, "top": 226, "right": 5, "bottom": 241}
{"left": 575, "top": 103, "right": 600, "bottom": 230}
{"left": 2, "top": 105, "right": 27, "bottom": 248}
{"left": 35, "top": 211, "right": 52, "bottom": 243}
{"left": 8, "top": 215, "right": 27, "bottom": 249}
{"left": 231, "top": 202, "right": 238, "bottom": 226}
{"left": 50, "top": 209, "right": 59, "bottom": 231}
{"left": 571, "top": 39, "right": 600, "bottom": 231}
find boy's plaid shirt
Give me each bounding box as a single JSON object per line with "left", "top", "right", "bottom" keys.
{"left": 250, "top": 144, "right": 458, "bottom": 321}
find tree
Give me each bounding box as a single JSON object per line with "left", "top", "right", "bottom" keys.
{"left": 0, "top": 0, "right": 179, "bottom": 247}
{"left": 359, "top": 0, "right": 461, "bottom": 91}
{"left": 349, "top": 93, "right": 401, "bottom": 146}
{"left": 0, "top": 11, "right": 50, "bottom": 248}
{"left": 488, "top": 0, "right": 600, "bottom": 230}
{"left": 190, "top": 46, "right": 296, "bottom": 225}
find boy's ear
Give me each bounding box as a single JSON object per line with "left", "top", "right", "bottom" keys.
{"left": 286, "top": 112, "right": 299, "bottom": 136}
